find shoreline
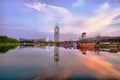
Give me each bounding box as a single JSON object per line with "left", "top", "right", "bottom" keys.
{"left": 0, "top": 43, "right": 19, "bottom": 46}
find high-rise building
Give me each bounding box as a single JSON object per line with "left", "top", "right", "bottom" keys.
{"left": 81, "top": 32, "right": 86, "bottom": 40}
{"left": 54, "top": 24, "right": 60, "bottom": 42}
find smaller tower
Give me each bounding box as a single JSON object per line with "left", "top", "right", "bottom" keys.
{"left": 81, "top": 32, "right": 86, "bottom": 43}
{"left": 81, "top": 32, "right": 86, "bottom": 40}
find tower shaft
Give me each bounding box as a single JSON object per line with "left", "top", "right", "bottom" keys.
{"left": 54, "top": 25, "right": 60, "bottom": 42}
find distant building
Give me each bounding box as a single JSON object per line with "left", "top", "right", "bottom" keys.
{"left": 54, "top": 24, "right": 60, "bottom": 42}
{"left": 80, "top": 36, "right": 120, "bottom": 43}
{"left": 19, "top": 38, "right": 45, "bottom": 43}
{"left": 81, "top": 32, "right": 86, "bottom": 40}
{"left": 34, "top": 38, "right": 46, "bottom": 43}
{"left": 19, "top": 38, "right": 33, "bottom": 42}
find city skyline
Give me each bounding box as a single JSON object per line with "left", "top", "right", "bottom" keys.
{"left": 0, "top": 0, "right": 120, "bottom": 40}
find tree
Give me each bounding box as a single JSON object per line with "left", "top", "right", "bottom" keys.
{"left": 0, "top": 35, "right": 19, "bottom": 43}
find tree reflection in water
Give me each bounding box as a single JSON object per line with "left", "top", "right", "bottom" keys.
{"left": 0, "top": 45, "right": 18, "bottom": 54}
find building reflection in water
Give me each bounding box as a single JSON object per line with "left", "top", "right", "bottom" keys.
{"left": 77, "top": 46, "right": 101, "bottom": 55}
{"left": 79, "top": 47, "right": 87, "bottom": 55}
{"left": 94, "top": 47, "right": 100, "bottom": 55}
{"left": 54, "top": 45, "right": 60, "bottom": 63}
{"left": 19, "top": 43, "right": 119, "bottom": 56}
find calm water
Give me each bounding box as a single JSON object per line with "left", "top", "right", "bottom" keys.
{"left": 0, "top": 45, "right": 120, "bottom": 80}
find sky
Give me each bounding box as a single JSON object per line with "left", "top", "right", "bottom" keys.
{"left": 0, "top": 0, "right": 120, "bottom": 41}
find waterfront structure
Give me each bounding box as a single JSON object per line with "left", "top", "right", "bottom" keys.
{"left": 81, "top": 32, "right": 86, "bottom": 40}
{"left": 19, "top": 38, "right": 45, "bottom": 43}
{"left": 78, "top": 36, "right": 120, "bottom": 43}
{"left": 54, "top": 24, "right": 60, "bottom": 42}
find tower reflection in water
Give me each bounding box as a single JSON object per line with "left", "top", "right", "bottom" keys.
{"left": 54, "top": 45, "right": 60, "bottom": 63}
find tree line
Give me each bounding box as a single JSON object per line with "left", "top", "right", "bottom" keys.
{"left": 0, "top": 35, "right": 19, "bottom": 43}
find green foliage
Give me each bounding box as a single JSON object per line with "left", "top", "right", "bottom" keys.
{"left": 0, "top": 35, "right": 19, "bottom": 43}
{"left": 0, "top": 45, "right": 18, "bottom": 54}
{"left": 118, "top": 38, "right": 120, "bottom": 42}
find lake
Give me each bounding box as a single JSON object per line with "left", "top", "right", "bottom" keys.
{"left": 0, "top": 45, "right": 120, "bottom": 80}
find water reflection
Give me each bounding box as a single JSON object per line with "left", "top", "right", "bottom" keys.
{"left": 0, "top": 43, "right": 119, "bottom": 55}
{"left": 60, "top": 45, "right": 119, "bottom": 55}
{"left": 59, "top": 43, "right": 119, "bottom": 54}
{"left": 0, "top": 44, "right": 120, "bottom": 80}
{"left": 78, "top": 47, "right": 87, "bottom": 55}
{"left": 20, "top": 44, "right": 60, "bottom": 63}
{"left": 94, "top": 47, "right": 100, "bottom": 55}
{"left": 54, "top": 45, "right": 60, "bottom": 63}
{"left": 0, "top": 45, "right": 18, "bottom": 54}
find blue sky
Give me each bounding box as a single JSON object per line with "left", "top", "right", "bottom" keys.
{"left": 0, "top": 0, "right": 120, "bottom": 41}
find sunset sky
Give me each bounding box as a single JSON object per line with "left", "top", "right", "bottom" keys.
{"left": 0, "top": 0, "right": 120, "bottom": 40}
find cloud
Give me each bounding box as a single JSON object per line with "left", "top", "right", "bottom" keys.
{"left": 113, "top": 15, "right": 120, "bottom": 24}
{"left": 23, "top": 1, "right": 81, "bottom": 34}
{"left": 82, "top": 56, "right": 120, "bottom": 79}
{"left": 59, "top": 2, "right": 120, "bottom": 37}
{"left": 74, "top": 2, "right": 120, "bottom": 35}
{"left": 23, "top": 1, "right": 120, "bottom": 38}
{"left": 72, "top": 0, "right": 84, "bottom": 8}
{"left": 95, "top": 2, "right": 110, "bottom": 13}
{"left": 24, "top": 2, "right": 72, "bottom": 22}
{"left": 104, "top": 30, "right": 120, "bottom": 36}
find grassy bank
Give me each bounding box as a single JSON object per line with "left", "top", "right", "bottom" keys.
{"left": 0, "top": 43, "right": 19, "bottom": 46}
{"left": 96, "top": 44, "right": 109, "bottom": 48}
{"left": 96, "top": 44, "right": 120, "bottom": 48}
